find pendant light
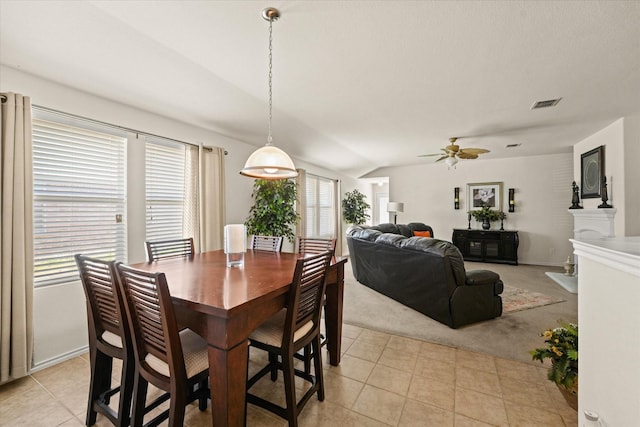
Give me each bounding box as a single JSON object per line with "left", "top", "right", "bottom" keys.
{"left": 240, "top": 7, "right": 298, "bottom": 180}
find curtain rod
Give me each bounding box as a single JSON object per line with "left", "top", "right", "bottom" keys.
{"left": 32, "top": 104, "right": 227, "bottom": 154}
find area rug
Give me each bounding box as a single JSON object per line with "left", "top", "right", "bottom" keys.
{"left": 501, "top": 285, "right": 565, "bottom": 313}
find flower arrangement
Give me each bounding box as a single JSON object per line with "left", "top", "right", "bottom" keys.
{"left": 469, "top": 205, "right": 505, "bottom": 222}
{"left": 530, "top": 321, "right": 578, "bottom": 391}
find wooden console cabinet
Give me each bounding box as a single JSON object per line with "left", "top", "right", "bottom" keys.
{"left": 452, "top": 229, "right": 519, "bottom": 265}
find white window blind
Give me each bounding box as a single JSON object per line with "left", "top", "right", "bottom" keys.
{"left": 32, "top": 117, "right": 127, "bottom": 287}
{"left": 305, "top": 174, "right": 336, "bottom": 238}
{"left": 145, "top": 138, "right": 186, "bottom": 242}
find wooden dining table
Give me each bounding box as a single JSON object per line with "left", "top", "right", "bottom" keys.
{"left": 130, "top": 249, "right": 347, "bottom": 427}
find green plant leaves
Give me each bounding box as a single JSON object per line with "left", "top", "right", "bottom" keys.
{"left": 342, "top": 189, "right": 370, "bottom": 225}
{"left": 245, "top": 179, "right": 299, "bottom": 242}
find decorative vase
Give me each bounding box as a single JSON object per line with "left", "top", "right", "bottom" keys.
{"left": 557, "top": 383, "right": 578, "bottom": 411}
{"left": 482, "top": 219, "right": 491, "bottom": 230}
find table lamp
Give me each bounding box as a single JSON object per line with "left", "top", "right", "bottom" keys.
{"left": 387, "top": 202, "right": 404, "bottom": 224}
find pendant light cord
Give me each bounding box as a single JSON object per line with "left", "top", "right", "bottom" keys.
{"left": 267, "top": 18, "right": 274, "bottom": 145}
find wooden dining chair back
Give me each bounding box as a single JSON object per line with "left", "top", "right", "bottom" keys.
{"left": 75, "top": 254, "right": 133, "bottom": 427}
{"left": 250, "top": 235, "right": 284, "bottom": 252}
{"left": 115, "top": 264, "right": 209, "bottom": 427}
{"left": 246, "top": 251, "right": 333, "bottom": 426}
{"left": 296, "top": 237, "right": 336, "bottom": 256}
{"left": 294, "top": 237, "right": 336, "bottom": 372}
{"left": 145, "top": 237, "right": 194, "bottom": 262}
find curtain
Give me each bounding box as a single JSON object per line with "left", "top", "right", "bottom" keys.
{"left": 0, "top": 93, "right": 34, "bottom": 383}
{"left": 335, "top": 179, "right": 343, "bottom": 256}
{"left": 199, "top": 146, "right": 225, "bottom": 252}
{"left": 295, "top": 168, "right": 307, "bottom": 238}
{"left": 183, "top": 145, "right": 200, "bottom": 250}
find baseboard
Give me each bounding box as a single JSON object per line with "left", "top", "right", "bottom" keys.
{"left": 30, "top": 346, "right": 89, "bottom": 373}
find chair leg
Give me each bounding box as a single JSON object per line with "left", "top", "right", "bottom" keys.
{"left": 312, "top": 337, "right": 325, "bottom": 402}
{"left": 130, "top": 375, "right": 148, "bottom": 427}
{"left": 168, "top": 387, "right": 187, "bottom": 427}
{"left": 197, "top": 378, "right": 208, "bottom": 411}
{"left": 116, "top": 357, "right": 134, "bottom": 427}
{"left": 269, "top": 352, "right": 278, "bottom": 381}
{"left": 303, "top": 345, "right": 311, "bottom": 375}
{"left": 86, "top": 349, "right": 112, "bottom": 426}
{"left": 281, "top": 354, "right": 298, "bottom": 427}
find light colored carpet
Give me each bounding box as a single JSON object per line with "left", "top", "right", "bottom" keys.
{"left": 342, "top": 261, "right": 578, "bottom": 364}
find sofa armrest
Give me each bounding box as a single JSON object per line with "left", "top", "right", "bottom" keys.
{"left": 466, "top": 269, "right": 502, "bottom": 290}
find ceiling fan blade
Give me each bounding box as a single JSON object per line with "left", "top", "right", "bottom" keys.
{"left": 417, "top": 153, "right": 444, "bottom": 157}
{"left": 457, "top": 152, "right": 478, "bottom": 159}
{"left": 459, "top": 148, "right": 490, "bottom": 155}
{"left": 435, "top": 155, "right": 448, "bottom": 162}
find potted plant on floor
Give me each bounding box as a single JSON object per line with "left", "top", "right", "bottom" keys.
{"left": 530, "top": 321, "right": 578, "bottom": 410}
{"left": 342, "top": 189, "right": 370, "bottom": 226}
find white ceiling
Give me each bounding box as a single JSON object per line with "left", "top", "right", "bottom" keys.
{"left": 1, "top": 1, "right": 639, "bottom": 178}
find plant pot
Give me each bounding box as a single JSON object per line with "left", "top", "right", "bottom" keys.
{"left": 482, "top": 219, "right": 491, "bottom": 230}
{"left": 557, "top": 383, "right": 578, "bottom": 411}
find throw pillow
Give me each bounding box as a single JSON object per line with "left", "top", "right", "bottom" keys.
{"left": 413, "top": 230, "right": 432, "bottom": 237}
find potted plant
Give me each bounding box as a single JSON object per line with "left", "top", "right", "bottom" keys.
{"left": 245, "top": 178, "right": 299, "bottom": 243}
{"left": 342, "top": 189, "right": 371, "bottom": 225}
{"left": 469, "top": 206, "right": 505, "bottom": 230}
{"left": 530, "top": 321, "right": 578, "bottom": 410}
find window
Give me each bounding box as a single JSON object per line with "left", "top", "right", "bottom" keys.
{"left": 32, "top": 114, "right": 127, "bottom": 287}
{"left": 305, "top": 174, "right": 336, "bottom": 238}
{"left": 145, "top": 138, "right": 186, "bottom": 241}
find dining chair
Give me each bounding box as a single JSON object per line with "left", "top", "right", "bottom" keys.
{"left": 294, "top": 237, "right": 337, "bottom": 373}
{"left": 115, "top": 263, "right": 209, "bottom": 427}
{"left": 295, "top": 237, "right": 336, "bottom": 256}
{"left": 75, "top": 254, "right": 134, "bottom": 427}
{"left": 145, "top": 237, "right": 194, "bottom": 262}
{"left": 246, "top": 251, "right": 333, "bottom": 427}
{"left": 250, "top": 235, "right": 284, "bottom": 252}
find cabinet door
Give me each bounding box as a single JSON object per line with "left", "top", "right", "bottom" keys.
{"left": 501, "top": 232, "right": 518, "bottom": 263}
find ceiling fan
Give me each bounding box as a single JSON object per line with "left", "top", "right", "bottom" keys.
{"left": 418, "top": 137, "right": 490, "bottom": 167}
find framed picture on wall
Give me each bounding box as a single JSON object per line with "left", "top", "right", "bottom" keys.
{"left": 467, "top": 182, "right": 503, "bottom": 211}
{"left": 580, "top": 146, "right": 604, "bottom": 199}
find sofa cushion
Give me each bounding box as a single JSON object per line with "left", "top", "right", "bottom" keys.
{"left": 375, "top": 233, "right": 407, "bottom": 247}
{"left": 349, "top": 228, "right": 382, "bottom": 242}
{"left": 371, "top": 223, "right": 400, "bottom": 234}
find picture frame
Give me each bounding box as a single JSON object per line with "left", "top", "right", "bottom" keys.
{"left": 580, "top": 145, "right": 604, "bottom": 199}
{"left": 467, "top": 182, "right": 503, "bottom": 211}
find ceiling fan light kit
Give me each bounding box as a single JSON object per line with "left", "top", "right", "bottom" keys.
{"left": 240, "top": 7, "right": 298, "bottom": 180}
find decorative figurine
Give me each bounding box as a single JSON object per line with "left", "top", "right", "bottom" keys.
{"left": 467, "top": 212, "right": 471, "bottom": 230}
{"left": 564, "top": 256, "right": 575, "bottom": 276}
{"left": 569, "top": 181, "right": 583, "bottom": 209}
{"left": 598, "top": 176, "right": 612, "bottom": 208}
{"left": 499, "top": 211, "right": 506, "bottom": 231}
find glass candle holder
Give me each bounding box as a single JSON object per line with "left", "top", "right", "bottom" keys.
{"left": 224, "top": 224, "right": 246, "bottom": 267}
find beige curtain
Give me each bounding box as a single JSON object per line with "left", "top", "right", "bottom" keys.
{"left": 199, "top": 146, "right": 225, "bottom": 251}
{"left": 0, "top": 93, "right": 34, "bottom": 383}
{"left": 335, "top": 179, "right": 343, "bottom": 256}
{"left": 295, "top": 168, "right": 307, "bottom": 238}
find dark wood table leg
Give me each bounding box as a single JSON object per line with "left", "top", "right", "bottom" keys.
{"left": 324, "top": 262, "right": 345, "bottom": 366}
{"left": 207, "top": 341, "right": 248, "bottom": 427}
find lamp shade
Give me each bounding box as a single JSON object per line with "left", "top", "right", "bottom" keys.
{"left": 387, "top": 202, "right": 404, "bottom": 213}
{"left": 240, "top": 145, "right": 298, "bottom": 179}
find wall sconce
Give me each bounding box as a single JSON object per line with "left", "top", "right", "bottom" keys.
{"left": 454, "top": 187, "right": 460, "bottom": 210}
{"left": 387, "top": 202, "right": 404, "bottom": 224}
{"left": 508, "top": 188, "right": 515, "bottom": 212}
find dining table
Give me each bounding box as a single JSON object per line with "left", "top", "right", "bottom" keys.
{"left": 130, "top": 249, "right": 347, "bottom": 427}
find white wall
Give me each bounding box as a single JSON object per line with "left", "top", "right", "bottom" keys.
{"left": 369, "top": 153, "right": 574, "bottom": 266}
{"left": 573, "top": 119, "right": 626, "bottom": 235}
{"left": 623, "top": 114, "right": 640, "bottom": 236}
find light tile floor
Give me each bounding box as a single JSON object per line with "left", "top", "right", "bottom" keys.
{"left": 0, "top": 324, "right": 578, "bottom": 426}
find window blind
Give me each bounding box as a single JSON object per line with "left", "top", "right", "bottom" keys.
{"left": 32, "top": 118, "right": 127, "bottom": 287}
{"left": 305, "top": 174, "right": 336, "bottom": 238}
{"left": 145, "top": 138, "right": 186, "bottom": 242}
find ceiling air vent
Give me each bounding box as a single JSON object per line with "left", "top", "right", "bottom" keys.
{"left": 506, "top": 143, "right": 521, "bottom": 148}
{"left": 531, "top": 98, "right": 562, "bottom": 110}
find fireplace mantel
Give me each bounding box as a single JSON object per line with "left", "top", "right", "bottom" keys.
{"left": 569, "top": 208, "right": 617, "bottom": 239}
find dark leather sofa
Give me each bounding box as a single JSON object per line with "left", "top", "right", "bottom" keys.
{"left": 347, "top": 223, "right": 504, "bottom": 328}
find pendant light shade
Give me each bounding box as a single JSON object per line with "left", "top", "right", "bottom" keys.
{"left": 240, "top": 7, "right": 298, "bottom": 180}
{"left": 445, "top": 156, "right": 458, "bottom": 168}
{"left": 240, "top": 145, "right": 297, "bottom": 179}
